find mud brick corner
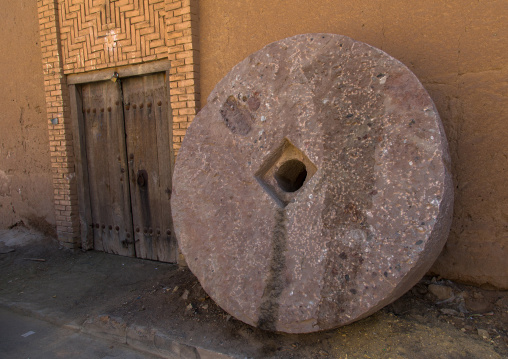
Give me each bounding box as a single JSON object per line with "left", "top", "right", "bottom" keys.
{"left": 37, "top": 0, "right": 200, "bottom": 249}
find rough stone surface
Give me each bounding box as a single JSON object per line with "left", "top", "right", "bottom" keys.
{"left": 172, "top": 34, "right": 453, "bottom": 333}
{"left": 428, "top": 284, "right": 453, "bottom": 301}
{"left": 477, "top": 328, "right": 490, "bottom": 340}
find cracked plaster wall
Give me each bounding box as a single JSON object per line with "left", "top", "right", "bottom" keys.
{"left": 198, "top": 0, "right": 508, "bottom": 289}
{"left": 0, "top": 0, "right": 55, "bottom": 236}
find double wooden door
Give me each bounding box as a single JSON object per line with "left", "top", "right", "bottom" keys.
{"left": 81, "top": 73, "right": 176, "bottom": 262}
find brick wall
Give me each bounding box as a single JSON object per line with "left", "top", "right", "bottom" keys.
{"left": 37, "top": 0, "right": 199, "bottom": 248}
{"left": 38, "top": 0, "right": 77, "bottom": 248}
{"left": 166, "top": 0, "right": 200, "bottom": 154}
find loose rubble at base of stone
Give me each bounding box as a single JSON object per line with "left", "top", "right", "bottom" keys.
{"left": 402, "top": 276, "right": 508, "bottom": 346}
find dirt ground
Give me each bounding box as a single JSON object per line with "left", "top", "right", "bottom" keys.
{"left": 0, "top": 227, "right": 506, "bottom": 358}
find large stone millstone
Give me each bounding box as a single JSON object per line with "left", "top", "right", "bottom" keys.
{"left": 171, "top": 34, "right": 453, "bottom": 333}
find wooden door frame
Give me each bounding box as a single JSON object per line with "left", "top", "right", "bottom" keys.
{"left": 68, "top": 60, "right": 173, "bottom": 250}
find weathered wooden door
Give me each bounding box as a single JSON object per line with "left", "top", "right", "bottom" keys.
{"left": 81, "top": 73, "right": 176, "bottom": 262}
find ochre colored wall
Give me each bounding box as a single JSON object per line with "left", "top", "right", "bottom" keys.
{"left": 198, "top": 0, "right": 508, "bottom": 288}
{"left": 0, "top": 0, "right": 55, "bottom": 235}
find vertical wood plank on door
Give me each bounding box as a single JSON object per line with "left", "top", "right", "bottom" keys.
{"left": 153, "top": 74, "right": 177, "bottom": 263}
{"left": 69, "top": 85, "right": 94, "bottom": 250}
{"left": 83, "top": 84, "right": 106, "bottom": 251}
{"left": 123, "top": 73, "right": 176, "bottom": 262}
{"left": 105, "top": 81, "right": 135, "bottom": 256}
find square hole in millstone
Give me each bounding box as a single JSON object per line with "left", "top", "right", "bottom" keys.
{"left": 255, "top": 138, "right": 317, "bottom": 207}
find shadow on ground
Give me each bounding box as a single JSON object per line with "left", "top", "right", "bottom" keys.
{"left": 0, "top": 228, "right": 506, "bottom": 358}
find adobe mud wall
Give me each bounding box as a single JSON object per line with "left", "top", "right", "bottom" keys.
{"left": 0, "top": 0, "right": 55, "bottom": 235}
{"left": 198, "top": 0, "right": 508, "bottom": 289}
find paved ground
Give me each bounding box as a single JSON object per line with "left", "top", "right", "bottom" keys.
{"left": 0, "top": 227, "right": 506, "bottom": 358}
{"left": 0, "top": 307, "right": 159, "bottom": 359}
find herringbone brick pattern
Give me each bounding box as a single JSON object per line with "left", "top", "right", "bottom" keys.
{"left": 58, "top": 0, "right": 168, "bottom": 73}
{"left": 165, "top": 0, "right": 199, "bottom": 155}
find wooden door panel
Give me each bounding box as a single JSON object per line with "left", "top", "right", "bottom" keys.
{"left": 82, "top": 81, "right": 135, "bottom": 256}
{"left": 123, "top": 73, "right": 176, "bottom": 262}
